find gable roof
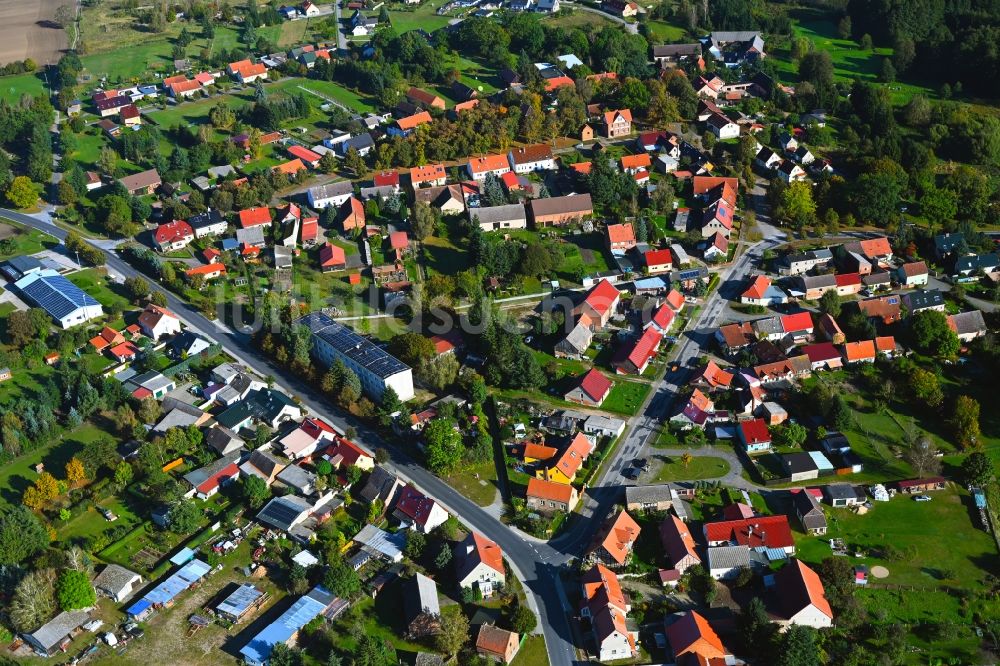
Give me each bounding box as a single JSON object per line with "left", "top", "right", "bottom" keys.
{"left": 774, "top": 559, "right": 833, "bottom": 621}
{"left": 739, "top": 418, "right": 770, "bottom": 444}
{"left": 603, "top": 109, "right": 633, "bottom": 125}
{"left": 553, "top": 432, "right": 594, "bottom": 479}
{"left": 595, "top": 510, "right": 641, "bottom": 565}
{"left": 843, "top": 340, "right": 876, "bottom": 362}
{"left": 742, "top": 275, "right": 771, "bottom": 300}
{"left": 781, "top": 311, "right": 813, "bottom": 333}
{"left": 396, "top": 111, "right": 433, "bottom": 130}
{"left": 577, "top": 368, "right": 613, "bottom": 402}
{"left": 859, "top": 236, "right": 892, "bottom": 257}
{"left": 645, "top": 248, "right": 673, "bottom": 267}
{"left": 660, "top": 514, "right": 700, "bottom": 567}
{"left": 691, "top": 360, "right": 733, "bottom": 388}
{"left": 239, "top": 206, "right": 272, "bottom": 228}
{"left": 947, "top": 310, "right": 986, "bottom": 336}
{"left": 581, "top": 563, "right": 627, "bottom": 612}
{"left": 527, "top": 477, "right": 575, "bottom": 503}
{"left": 468, "top": 153, "right": 510, "bottom": 174}
{"left": 666, "top": 611, "right": 726, "bottom": 660}
{"left": 606, "top": 223, "right": 636, "bottom": 245}
{"left": 579, "top": 279, "right": 619, "bottom": 318}
{"left": 703, "top": 514, "right": 793, "bottom": 549}
{"left": 510, "top": 143, "right": 553, "bottom": 165}
{"left": 620, "top": 153, "right": 652, "bottom": 170}
{"left": 464, "top": 532, "right": 504, "bottom": 575}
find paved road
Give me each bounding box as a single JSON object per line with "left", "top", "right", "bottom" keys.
{"left": 3, "top": 209, "right": 584, "bottom": 666}
{"left": 331, "top": 0, "right": 349, "bottom": 52}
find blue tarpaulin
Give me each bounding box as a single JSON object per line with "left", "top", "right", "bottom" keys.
{"left": 240, "top": 586, "right": 334, "bottom": 665}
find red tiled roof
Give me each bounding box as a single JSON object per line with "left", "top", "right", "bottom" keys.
{"left": 470, "top": 532, "right": 504, "bottom": 575}
{"left": 603, "top": 109, "right": 633, "bottom": 125}
{"left": 319, "top": 242, "right": 346, "bottom": 268}
{"left": 742, "top": 275, "right": 771, "bottom": 300}
{"left": 544, "top": 76, "right": 575, "bottom": 92}
{"left": 645, "top": 248, "right": 673, "bottom": 267}
{"left": 300, "top": 217, "right": 319, "bottom": 243}
{"left": 775, "top": 559, "right": 833, "bottom": 621}
{"left": 781, "top": 311, "right": 813, "bottom": 333}
{"left": 860, "top": 237, "right": 892, "bottom": 257}
{"left": 620, "top": 153, "right": 651, "bottom": 170}
{"left": 522, "top": 442, "right": 558, "bottom": 462}
{"left": 580, "top": 279, "right": 620, "bottom": 318}
{"left": 625, "top": 327, "right": 660, "bottom": 372}
{"left": 834, "top": 272, "right": 861, "bottom": 287}
{"left": 570, "top": 161, "right": 592, "bottom": 175}
{"left": 739, "top": 418, "right": 770, "bottom": 445}
{"left": 606, "top": 223, "right": 635, "bottom": 245}
{"left": 581, "top": 563, "right": 627, "bottom": 611}
{"left": 154, "top": 220, "right": 193, "bottom": 245}
{"left": 186, "top": 262, "right": 227, "bottom": 277}
{"left": 692, "top": 175, "right": 738, "bottom": 197}
{"left": 650, "top": 303, "right": 675, "bottom": 331}
{"left": 692, "top": 360, "right": 733, "bottom": 388}
{"left": 238, "top": 206, "right": 272, "bottom": 228}
{"left": 197, "top": 462, "right": 240, "bottom": 495}
{"left": 667, "top": 612, "right": 726, "bottom": 660}
{"left": 843, "top": 340, "right": 876, "bottom": 361}
{"left": 396, "top": 111, "right": 432, "bottom": 131}
{"left": 666, "top": 289, "right": 685, "bottom": 311}
{"left": 802, "top": 342, "right": 841, "bottom": 363}
{"left": 169, "top": 79, "right": 201, "bottom": 95}
{"left": 468, "top": 153, "right": 509, "bottom": 174}
{"left": 410, "top": 163, "right": 446, "bottom": 184}
{"left": 703, "top": 514, "right": 794, "bottom": 549}
{"left": 373, "top": 170, "right": 399, "bottom": 187}
{"left": 389, "top": 231, "right": 408, "bottom": 250}
{"left": 553, "top": 432, "right": 594, "bottom": 479}
{"left": 875, "top": 336, "right": 895, "bottom": 352}
{"left": 578, "top": 368, "right": 613, "bottom": 403}
{"left": 274, "top": 158, "right": 306, "bottom": 175}
{"left": 288, "top": 145, "right": 322, "bottom": 164}
{"left": 406, "top": 86, "right": 444, "bottom": 107}
{"left": 899, "top": 261, "right": 927, "bottom": 277}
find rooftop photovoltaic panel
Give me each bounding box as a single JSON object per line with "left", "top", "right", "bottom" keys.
{"left": 17, "top": 271, "right": 100, "bottom": 319}
{"left": 299, "top": 312, "right": 409, "bottom": 378}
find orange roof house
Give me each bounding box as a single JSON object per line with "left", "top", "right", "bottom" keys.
{"left": 772, "top": 559, "right": 834, "bottom": 628}
{"left": 606, "top": 223, "right": 636, "bottom": 250}
{"left": 544, "top": 76, "right": 575, "bottom": 92}
{"left": 541, "top": 432, "right": 595, "bottom": 484}
{"left": 573, "top": 279, "right": 620, "bottom": 329}
{"left": 319, "top": 243, "right": 347, "bottom": 271}
{"left": 395, "top": 111, "right": 433, "bottom": 132}
{"left": 288, "top": 145, "right": 322, "bottom": 166}
{"left": 409, "top": 163, "right": 447, "bottom": 188}
{"left": 843, "top": 340, "right": 876, "bottom": 363}
{"left": 89, "top": 326, "right": 126, "bottom": 352}
{"left": 186, "top": 262, "right": 227, "bottom": 280}
{"left": 273, "top": 158, "right": 307, "bottom": 176}
{"left": 588, "top": 509, "right": 641, "bottom": 567}
{"left": 406, "top": 86, "right": 446, "bottom": 110}
{"left": 666, "top": 611, "right": 727, "bottom": 661}
{"left": 620, "top": 153, "right": 652, "bottom": 172}
{"left": 522, "top": 442, "right": 558, "bottom": 463}
{"left": 339, "top": 196, "right": 365, "bottom": 231}
{"left": 238, "top": 206, "right": 272, "bottom": 228}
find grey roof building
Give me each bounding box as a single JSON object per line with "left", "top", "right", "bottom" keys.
{"left": 23, "top": 610, "right": 92, "bottom": 656}
{"left": 205, "top": 425, "right": 245, "bottom": 456}
{"left": 469, "top": 203, "right": 527, "bottom": 232}
{"left": 358, "top": 466, "right": 404, "bottom": 507}
{"left": 93, "top": 564, "right": 143, "bottom": 603}
{"left": 706, "top": 545, "right": 767, "bottom": 579}
{"left": 276, "top": 464, "right": 317, "bottom": 495}
{"left": 792, "top": 491, "right": 827, "bottom": 535}
{"left": 216, "top": 583, "right": 266, "bottom": 622}
{"left": 257, "top": 494, "right": 313, "bottom": 532}
{"left": 298, "top": 312, "right": 413, "bottom": 401}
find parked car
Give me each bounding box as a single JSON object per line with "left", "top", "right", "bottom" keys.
{"left": 913, "top": 495, "right": 932, "bottom": 502}
{"left": 622, "top": 467, "right": 640, "bottom": 480}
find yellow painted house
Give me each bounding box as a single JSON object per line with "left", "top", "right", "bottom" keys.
{"left": 523, "top": 443, "right": 558, "bottom": 465}
{"left": 535, "top": 433, "right": 595, "bottom": 485}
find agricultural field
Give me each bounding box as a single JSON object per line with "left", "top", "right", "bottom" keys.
{"left": 0, "top": 0, "right": 68, "bottom": 67}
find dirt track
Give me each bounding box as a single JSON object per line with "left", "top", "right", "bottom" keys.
{"left": 0, "top": 0, "right": 68, "bottom": 66}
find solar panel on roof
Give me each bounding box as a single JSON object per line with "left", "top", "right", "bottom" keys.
{"left": 18, "top": 272, "right": 100, "bottom": 320}
{"left": 299, "top": 312, "right": 409, "bottom": 378}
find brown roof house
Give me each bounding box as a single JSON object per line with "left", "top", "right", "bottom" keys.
{"left": 119, "top": 168, "right": 161, "bottom": 195}
{"left": 526, "top": 477, "right": 580, "bottom": 514}
{"left": 476, "top": 624, "right": 520, "bottom": 663}
{"left": 529, "top": 194, "right": 593, "bottom": 227}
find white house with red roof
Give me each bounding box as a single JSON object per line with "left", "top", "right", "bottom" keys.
{"left": 153, "top": 220, "right": 195, "bottom": 252}
{"left": 613, "top": 327, "right": 661, "bottom": 375}
{"left": 580, "top": 564, "right": 637, "bottom": 662}
{"left": 644, "top": 248, "right": 673, "bottom": 274}
{"left": 326, "top": 436, "right": 374, "bottom": 471}
{"left": 771, "top": 559, "right": 834, "bottom": 629}
{"left": 393, "top": 485, "right": 449, "bottom": 533}
{"left": 740, "top": 275, "right": 788, "bottom": 306}
{"left": 573, "top": 279, "right": 620, "bottom": 330}
{"left": 564, "top": 368, "right": 613, "bottom": 407}
{"left": 738, "top": 418, "right": 771, "bottom": 453}
{"left": 606, "top": 223, "right": 637, "bottom": 251}
{"left": 587, "top": 510, "right": 641, "bottom": 569}
{"left": 466, "top": 154, "right": 511, "bottom": 181}
{"left": 455, "top": 533, "right": 506, "bottom": 597}
{"left": 644, "top": 302, "right": 676, "bottom": 337}
{"left": 137, "top": 303, "right": 182, "bottom": 340}
{"left": 238, "top": 206, "right": 272, "bottom": 229}
{"left": 183, "top": 454, "right": 240, "bottom": 500}
{"left": 704, "top": 514, "right": 795, "bottom": 553}
{"left": 279, "top": 417, "right": 337, "bottom": 460}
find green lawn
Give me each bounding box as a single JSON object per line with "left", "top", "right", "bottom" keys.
{"left": 794, "top": 486, "right": 999, "bottom": 664}
{"left": 444, "top": 460, "right": 498, "bottom": 507}
{"left": 512, "top": 635, "right": 547, "bottom": 665}
{"left": 68, "top": 268, "right": 133, "bottom": 310}
{"left": 0, "top": 72, "right": 47, "bottom": 103}
{"left": 386, "top": 0, "right": 456, "bottom": 34}
{"left": 771, "top": 8, "right": 933, "bottom": 104}
{"left": 645, "top": 19, "right": 688, "bottom": 43}
{"left": 651, "top": 454, "right": 731, "bottom": 482}
{"left": 0, "top": 218, "right": 57, "bottom": 259}
{"left": 0, "top": 423, "right": 107, "bottom": 507}
{"left": 602, "top": 379, "right": 651, "bottom": 416}
{"left": 543, "top": 9, "right": 614, "bottom": 30}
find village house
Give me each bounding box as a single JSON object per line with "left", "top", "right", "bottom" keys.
{"left": 653, "top": 43, "right": 703, "bottom": 68}
{"left": 454, "top": 532, "right": 505, "bottom": 597}
{"left": 529, "top": 194, "right": 594, "bottom": 227}
{"left": 660, "top": 514, "right": 701, "bottom": 574}
{"left": 536, "top": 432, "right": 594, "bottom": 484}
{"left": 119, "top": 168, "right": 161, "bottom": 196}
{"left": 475, "top": 624, "right": 520, "bottom": 664}
{"left": 138, "top": 303, "right": 182, "bottom": 340}
{"left": 738, "top": 418, "right": 771, "bottom": 453}
{"left": 606, "top": 223, "right": 636, "bottom": 251}
{"left": 586, "top": 509, "right": 641, "bottom": 569}
{"left": 471, "top": 203, "right": 528, "bottom": 232}
{"left": 740, "top": 275, "right": 787, "bottom": 306}
{"left": 526, "top": 477, "right": 580, "bottom": 514}
{"left": 153, "top": 220, "right": 195, "bottom": 252}
{"left": 409, "top": 163, "right": 448, "bottom": 189}
{"left": 406, "top": 86, "right": 446, "bottom": 110}
{"left": 580, "top": 564, "right": 637, "bottom": 662}
{"left": 509, "top": 143, "right": 555, "bottom": 173}
{"left": 770, "top": 559, "right": 834, "bottom": 630}
{"left": 792, "top": 490, "right": 827, "bottom": 535}
{"left": 948, "top": 310, "right": 987, "bottom": 342}
{"left": 603, "top": 109, "right": 633, "bottom": 138}
{"left": 307, "top": 181, "right": 354, "bottom": 209}
{"left": 467, "top": 153, "right": 511, "bottom": 181}
{"left": 564, "top": 368, "right": 613, "bottom": 407}
{"left": 612, "top": 327, "right": 661, "bottom": 375}
{"left": 644, "top": 248, "right": 673, "bottom": 274}
{"left": 393, "top": 485, "right": 449, "bottom": 533}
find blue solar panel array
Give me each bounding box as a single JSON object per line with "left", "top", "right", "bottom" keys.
{"left": 299, "top": 312, "right": 409, "bottom": 379}
{"left": 15, "top": 270, "right": 100, "bottom": 320}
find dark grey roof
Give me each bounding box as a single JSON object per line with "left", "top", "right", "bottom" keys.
{"left": 359, "top": 466, "right": 402, "bottom": 504}
{"left": 183, "top": 452, "right": 240, "bottom": 489}
{"left": 934, "top": 232, "right": 964, "bottom": 252}
{"left": 257, "top": 494, "right": 312, "bottom": 531}
{"left": 905, "top": 289, "right": 945, "bottom": 310}
{"left": 343, "top": 133, "right": 375, "bottom": 152}
{"left": 823, "top": 483, "right": 860, "bottom": 501}
{"left": 205, "top": 425, "right": 245, "bottom": 454}
{"left": 782, "top": 453, "right": 818, "bottom": 474}
{"left": 298, "top": 312, "right": 410, "bottom": 379}
{"left": 4, "top": 254, "right": 43, "bottom": 275}
{"left": 652, "top": 43, "right": 702, "bottom": 58}
{"left": 792, "top": 492, "right": 825, "bottom": 529}
{"left": 188, "top": 209, "right": 225, "bottom": 230}
{"left": 950, "top": 310, "right": 986, "bottom": 336}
